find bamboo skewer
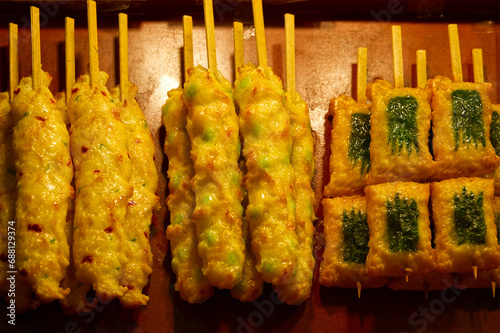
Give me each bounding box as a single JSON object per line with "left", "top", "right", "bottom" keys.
{"left": 87, "top": 0, "right": 99, "bottom": 87}
{"left": 448, "top": 24, "right": 463, "bottom": 83}
{"left": 416, "top": 50, "right": 427, "bottom": 88}
{"left": 203, "top": 0, "right": 217, "bottom": 71}
{"left": 284, "top": 13, "right": 295, "bottom": 94}
{"left": 119, "top": 13, "right": 129, "bottom": 101}
{"left": 233, "top": 21, "right": 244, "bottom": 80}
{"left": 252, "top": 0, "right": 267, "bottom": 67}
{"left": 31, "top": 6, "right": 42, "bottom": 91}
{"left": 9, "top": 23, "right": 18, "bottom": 101}
{"left": 183, "top": 15, "right": 194, "bottom": 83}
{"left": 65, "top": 17, "right": 75, "bottom": 105}
{"left": 472, "top": 48, "right": 484, "bottom": 84}
{"left": 392, "top": 25, "right": 404, "bottom": 88}
{"left": 357, "top": 47, "right": 367, "bottom": 104}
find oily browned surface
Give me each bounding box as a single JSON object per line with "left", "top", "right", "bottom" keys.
{"left": 0, "top": 1, "right": 499, "bottom": 332}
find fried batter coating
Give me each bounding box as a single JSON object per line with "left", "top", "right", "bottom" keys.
{"left": 0, "top": 92, "right": 16, "bottom": 297}
{"left": 163, "top": 87, "right": 214, "bottom": 303}
{"left": 365, "top": 182, "right": 436, "bottom": 278}
{"left": 430, "top": 76, "right": 500, "bottom": 180}
{"left": 183, "top": 65, "right": 245, "bottom": 289}
{"left": 11, "top": 72, "right": 73, "bottom": 305}
{"left": 68, "top": 71, "right": 132, "bottom": 301}
{"left": 431, "top": 177, "right": 500, "bottom": 273}
{"left": 274, "top": 92, "right": 316, "bottom": 305}
{"left": 324, "top": 95, "right": 371, "bottom": 197}
{"left": 320, "top": 196, "right": 388, "bottom": 290}
{"left": 366, "top": 79, "right": 436, "bottom": 185}
{"left": 234, "top": 64, "right": 299, "bottom": 285}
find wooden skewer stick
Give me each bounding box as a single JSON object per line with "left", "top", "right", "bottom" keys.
{"left": 183, "top": 15, "right": 194, "bottom": 83}
{"left": 65, "top": 17, "right": 75, "bottom": 105}
{"left": 284, "top": 13, "right": 295, "bottom": 94}
{"left": 492, "top": 281, "right": 496, "bottom": 298}
{"left": 203, "top": 0, "right": 217, "bottom": 71}
{"left": 119, "top": 13, "right": 129, "bottom": 101}
{"left": 233, "top": 21, "right": 244, "bottom": 81}
{"left": 31, "top": 6, "right": 42, "bottom": 91}
{"left": 448, "top": 24, "right": 463, "bottom": 83}
{"left": 357, "top": 47, "right": 367, "bottom": 104}
{"left": 404, "top": 268, "right": 413, "bottom": 282}
{"left": 9, "top": 23, "right": 18, "bottom": 101}
{"left": 252, "top": 0, "right": 267, "bottom": 68}
{"left": 392, "top": 25, "right": 404, "bottom": 88}
{"left": 356, "top": 281, "right": 362, "bottom": 299}
{"left": 472, "top": 48, "right": 484, "bottom": 84}
{"left": 87, "top": 0, "right": 99, "bottom": 88}
{"left": 416, "top": 50, "right": 427, "bottom": 89}
{"left": 472, "top": 265, "right": 477, "bottom": 279}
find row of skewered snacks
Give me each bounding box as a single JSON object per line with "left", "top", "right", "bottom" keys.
{"left": 0, "top": 69, "right": 158, "bottom": 313}
{"left": 320, "top": 177, "right": 500, "bottom": 295}
{"left": 162, "top": 62, "right": 316, "bottom": 305}
{"left": 324, "top": 76, "right": 500, "bottom": 198}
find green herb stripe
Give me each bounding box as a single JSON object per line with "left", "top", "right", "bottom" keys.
{"left": 451, "top": 89, "right": 485, "bottom": 150}
{"left": 386, "top": 193, "right": 419, "bottom": 252}
{"left": 342, "top": 208, "right": 369, "bottom": 264}
{"left": 453, "top": 187, "right": 486, "bottom": 245}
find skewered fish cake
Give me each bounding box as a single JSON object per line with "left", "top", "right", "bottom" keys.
{"left": 11, "top": 71, "right": 73, "bottom": 304}
{"left": 366, "top": 79, "right": 436, "bottom": 185}
{"left": 68, "top": 71, "right": 132, "bottom": 301}
{"left": 183, "top": 65, "right": 245, "bottom": 289}
{"left": 431, "top": 177, "right": 500, "bottom": 274}
{"left": 430, "top": 76, "right": 500, "bottom": 180}
{"left": 110, "top": 82, "right": 159, "bottom": 307}
{"left": 365, "top": 181, "right": 436, "bottom": 278}
{"left": 324, "top": 95, "right": 371, "bottom": 197}
{"left": 0, "top": 91, "right": 16, "bottom": 297}
{"left": 234, "top": 63, "right": 299, "bottom": 286}
{"left": 163, "top": 87, "right": 214, "bottom": 303}
{"left": 490, "top": 104, "right": 500, "bottom": 196}
{"left": 320, "top": 195, "right": 388, "bottom": 290}
{"left": 273, "top": 91, "right": 316, "bottom": 304}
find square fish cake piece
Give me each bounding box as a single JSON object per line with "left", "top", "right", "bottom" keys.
{"left": 324, "top": 96, "right": 371, "bottom": 197}
{"left": 430, "top": 76, "right": 500, "bottom": 180}
{"left": 366, "top": 79, "right": 436, "bottom": 185}
{"left": 320, "top": 196, "right": 388, "bottom": 289}
{"left": 431, "top": 177, "right": 500, "bottom": 274}
{"left": 365, "top": 181, "right": 436, "bottom": 278}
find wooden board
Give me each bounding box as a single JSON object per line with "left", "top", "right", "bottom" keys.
{"left": 0, "top": 2, "right": 499, "bottom": 332}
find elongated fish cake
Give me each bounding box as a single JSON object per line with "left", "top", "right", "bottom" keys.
{"left": 324, "top": 95, "right": 371, "bottom": 197}
{"left": 0, "top": 92, "right": 16, "bottom": 297}
{"left": 68, "top": 71, "right": 131, "bottom": 301}
{"left": 183, "top": 65, "right": 245, "bottom": 289}
{"left": 234, "top": 64, "right": 299, "bottom": 286}
{"left": 11, "top": 72, "right": 73, "bottom": 305}
{"left": 110, "top": 82, "right": 159, "bottom": 307}
{"left": 163, "top": 87, "right": 214, "bottom": 302}
{"left": 274, "top": 91, "right": 316, "bottom": 305}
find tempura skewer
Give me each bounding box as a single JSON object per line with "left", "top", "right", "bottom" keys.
{"left": 110, "top": 13, "right": 159, "bottom": 307}
{"left": 230, "top": 20, "right": 264, "bottom": 302}
{"left": 234, "top": 0, "right": 299, "bottom": 285}
{"left": 181, "top": 0, "right": 245, "bottom": 289}
{"left": 12, "top": 6, "right": 73, "bottom": 310}
{"left": 163, "top": 15, "right": 214, "bottom": 303}
{"left": 68, "top": 0, "right": 132, "bottom": 302}
{"left": 273, "top": 13, "right": 316, "bottom": 305}
{"left": 0, "top": 23, "right": 18, "bottom": 298}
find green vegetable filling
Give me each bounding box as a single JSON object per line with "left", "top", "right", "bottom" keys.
{"left": 386, "top": 193, "right": 419, "bottom": 252}
{"left": 348, "top": 113, "right": 371, "bottom": 174}
{"left": 453, "top": 187, "right": 486, "bottom": 245}
{"left": 201, "top": 128, "right": 215, "bottom": 142}
{"left": 386, "top": 96, "right": 419, "bottom": 154}
{"left": 342, "top": 208, "right": 369, "bottom": 264}
{"left": 490, "top": 111, "right": 500, "bottom": 156}
{"left": 494, "top": 212, "right": 500, "bottom": 245}
{"left": 185, "top": 83, "right": 198, "bottom": 99}
{"left": 451, "top": 89, "right": 485, "bottom": 150}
